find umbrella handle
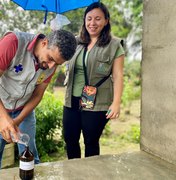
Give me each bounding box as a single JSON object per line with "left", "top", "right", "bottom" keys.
{"left": 42, "top": 5, "right": 48, "bottom": 24}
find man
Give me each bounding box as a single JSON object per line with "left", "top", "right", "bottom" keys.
{"left": 0, "top": 30, "right": 77, "bottom": 168}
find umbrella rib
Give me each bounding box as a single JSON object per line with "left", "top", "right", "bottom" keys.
{"left": 56, "top": 0, "right": 59, "bottom": 13}
{"left": 24, "top": 0, "right": 30, "bottom": 9}
{"left": 41, "top": 0, "right": 48, "bottom": 24}
{"left": 56, "top": 0, "right": 57, "bottom": 13}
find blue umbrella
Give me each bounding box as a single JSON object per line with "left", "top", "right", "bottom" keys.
{"left": 11, "top": 0, "right": 99, "bottom": 24}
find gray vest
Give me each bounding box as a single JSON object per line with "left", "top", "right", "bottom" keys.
{"left": 0, "top": 31, "right": 55, "bottom": 110}
{"left": 64, "top": 37, "right": 121, "bottom": 111}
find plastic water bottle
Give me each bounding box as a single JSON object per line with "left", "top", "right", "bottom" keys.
{"left": 11, "top": 132, "right": 30, "bottom": 146}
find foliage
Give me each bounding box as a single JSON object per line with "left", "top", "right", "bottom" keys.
{"left": 126, "top": 0, "right": 143, "bottom": 28}
{"left": 46, "top": 70, "right": 59, "bottom": 93}
{"left": 63, "top": 9, "right": 85, "bottom": 35}
{"left": 122, "top": 60, "right": 141, "bottom": 107}
{"left": 122, "top": 76, "right": 135, "bottom": 107}
{"left": 102, "top": 123, "right": 111, "bottom": 137}
{"left": 103, "top": 0, "right": 131, "bottom": 38}
{"left": 119, "top": 124, "right": 140, "bottom": 143}
{"left": 124, "top": 60, "right": 141, "bottom": 86}
{"left": 0, "top": 1, "right": 54, "bottom": 36}
{"left": 54, "top": 65, "right": 66, "bottom": 87}
{"left": 35, "top": 91, "right": 64, "bottom": 161}
{"left": 124, "top": 0, "right": 143, "bottom": 59}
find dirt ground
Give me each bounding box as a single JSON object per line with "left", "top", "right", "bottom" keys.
{"left": 100, "top": 99, "right": 140, "bottom": 155}
{"left": 54, "top": 86, "right": 140, "bottom": 158}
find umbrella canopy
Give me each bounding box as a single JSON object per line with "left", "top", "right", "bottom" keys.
{"left": 11, "top": 0, "right": 99, "bottom": 23}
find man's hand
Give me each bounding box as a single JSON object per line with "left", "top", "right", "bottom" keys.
{"left": 0, "top": 118, "right": 19, "bottom": 143}
{"left": 0, "top": 99, "right": 19, "bottom": 142}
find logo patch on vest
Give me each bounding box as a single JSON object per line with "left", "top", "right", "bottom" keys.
{"left": 14, "top": 64, "right": 23, "bottom": 73}
{"left": 37, "top": 73, "right": 46, "bottom": 84}
{"left": 97, "top": 63, "right": 108, "bottom": 73}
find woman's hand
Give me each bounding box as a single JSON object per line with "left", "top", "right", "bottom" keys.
{"left": 106, "top": 103, "right": 120, "bottom": 119}
{"left": 106, "top": 54, "right": 124, "bottom": 120}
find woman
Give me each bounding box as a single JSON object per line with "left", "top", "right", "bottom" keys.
{"left": 63, "top": 2, "right": 125, "bottom": 159}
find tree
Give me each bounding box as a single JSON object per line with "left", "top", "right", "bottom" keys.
{"left": 63, "top": 9, "right": 85, "bottom": 35}
{"left": 125, "top": 0, "right": 143, "bottom": 60}
{"left": 102, "top": 0, "right": 143, "bottom": 60}
{"left": 0, "top": 1, "right": 53, "bottom": 36}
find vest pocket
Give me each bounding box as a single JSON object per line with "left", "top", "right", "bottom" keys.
{"left": 95, "top": 58, "right": 111, "bottom": 76}
{"left": 96, "top": 85, "right": 113, "bottom": 106}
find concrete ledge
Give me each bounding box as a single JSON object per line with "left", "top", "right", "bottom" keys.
{"left": 1, "top": 151, "right": 176, "bottom": 180}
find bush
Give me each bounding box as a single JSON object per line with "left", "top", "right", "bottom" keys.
{"left": 55, "top": 66, "right": 66, "bottom": 87}
{"left": 102, "top": 123, "right": 111, "bottom": 137}
{"left": 35, "top": 91, "right": 64, "bottom": 161}
{"left": 119, "top": 124, "right": 140, "bottom": 143}
{"left": 122, "top": 60, "right": 141, "bottom": 107}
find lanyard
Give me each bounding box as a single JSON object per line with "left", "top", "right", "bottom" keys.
{"left": 82, "top": 47, "right": 89, "bottom": 85}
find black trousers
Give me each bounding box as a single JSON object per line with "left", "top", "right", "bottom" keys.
{"left": 63, "top": 96, "right": 109, "bottom": 159}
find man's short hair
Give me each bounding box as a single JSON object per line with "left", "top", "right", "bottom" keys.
{"left": 47, "top": 30, "right": 77, "bottom": 61}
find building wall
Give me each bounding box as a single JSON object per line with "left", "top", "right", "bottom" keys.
{"left": 141, "top": 0, "right": 176, "bottom": 165}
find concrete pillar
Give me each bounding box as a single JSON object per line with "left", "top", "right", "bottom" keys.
{"left": 141, "top": 0, "right": 176, "bottom": 165}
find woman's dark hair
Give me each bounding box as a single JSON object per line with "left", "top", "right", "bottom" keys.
{"left": 79, "top": 2, "right": 111, "bottom": 47}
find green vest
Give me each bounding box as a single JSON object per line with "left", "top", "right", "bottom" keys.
{"left": 64, "top": 37, "right": 123, "bottom": 111}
